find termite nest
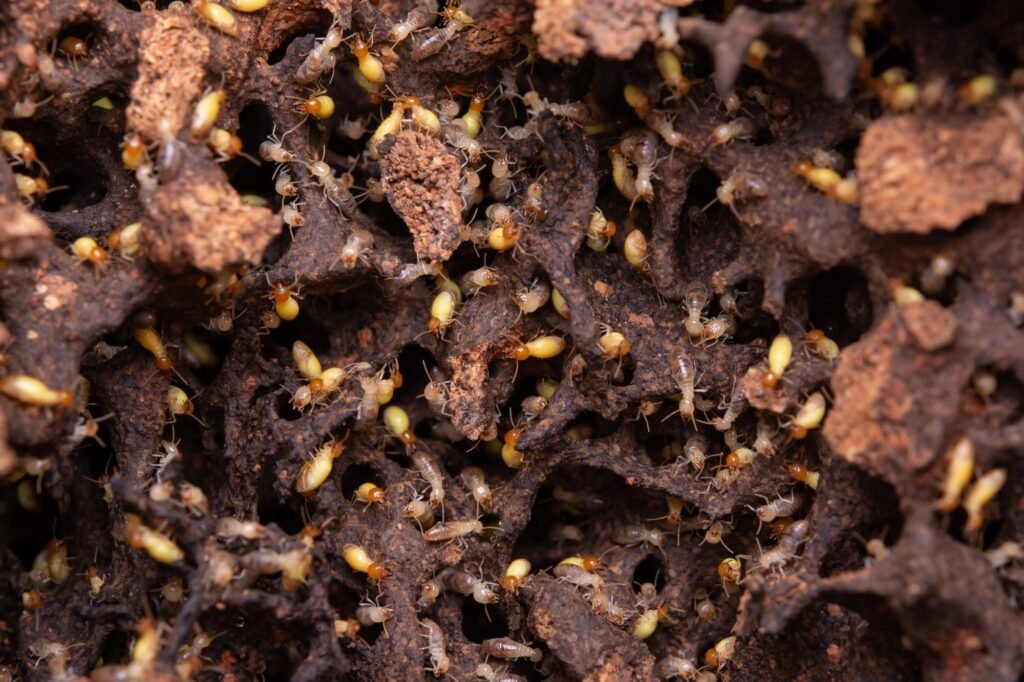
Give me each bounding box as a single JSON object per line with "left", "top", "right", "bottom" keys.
{"left": 2, "top": 0, "right": 1024, "bottom": 680}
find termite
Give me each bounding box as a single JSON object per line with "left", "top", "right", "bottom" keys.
{"left": 356, "top": 595, "right": 394, "bottom": 627}
{"left": 804, "top": 329, "right": 840, "bottom": 361}
{"left": 612, "top": 524, "right": 666, "bottom": 548}
{"left": 403, "top": 495, "right": 436, "bottom": 531}
{"left": 411, "top": 449, "right": 444, "bottom": 506}
{"left": 422, "top": 519, "right": 483, "bottom": 542}
{"left": 710, "top": 117, "right": 754, "bottom": 145}
{"left": 670, "top": 347, "right": 698, "bottom": 426}
{"left": 655, "top": 656, "right": 699, "bottom": 680}
{"left": 421, "top": 618, "right": 450, "bottom": 677}
{"left": 460, "top": 466, "right": 492, "bottom": 509}
{"left": 755, "top": 519, "right": 810, "bottom": 574}
{"left": 964, "top": 468, "right": 1007, "bottom": 533}
{"left": 711, "top": 393, "right": 747, "bottom": 432}
{"left": 294, "top": 438, "right": 345, "bottom": 496}
{"left": 475, "top": 663, "right": 526, "bottom": 682}
{"left": 502, "top": 558, "right": 531, "bottom": 593}
{"left": 704, "top": 636, "right": 737, "bottom": 670}
{"left": 763, "top": 334, "right": 792, "bottom": 388}
{"left": 295, "top": 24, "right": 343, "bottom": 84}
{"left": 342, "top": 543, "right": 389, "bottom": 580}
{"left": 412, "top": 5, "right": 474, "bottom": 61}
{"left": 437, "top": 567, "right": 498, "bottom": 604}
{"left": 683, "top": 282, "right": 708, "bottom": 338}
{"left": 390, "top": 1, "right": 437, "bottom": 44}
{"left": 750, "top": 492, "right": 803, "bottom": 529}
{"left": 480, "top": 638, "right": 543, "bottom": 663}
{"left": 338, "top": 230, "right": 375, "bottom": 268}
{"left": 934, "top": 437, "right": 974, "bottom": 512}
{"left": 512, "top": 279, "right": 551, "bottom": 316}
{"left": 788, "top": 392, "right": 826, "bottom": 439}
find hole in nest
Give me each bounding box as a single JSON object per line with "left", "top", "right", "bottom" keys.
{"left": 726, "top": 280, "right": 778, "bottom": 344}
{"left": 819, "top": 469, "right": 902, "bottom": 577}
{"left": 913, "top": 0, "right": 980, "bottom": 24}
{"left": 462, "top": 599, "right": 508, "bottom": 643}
{"left": 97, "top": 628, "right": 131, "bottom": 665}
{"left": 275, "top": 390, "right": 304, "bottom": 421}
{"left": 55, "top": 23, "right": 99, "bottom": 61}
{"left": 267, "top": 12, "right": 333, "bottom": 65}
{"left": 806, "top": 265, "right": 873, "bottom": 347}
{"left": 564, "top": 412, "right": 618, "bottom": 440}
{"left": 340, "top": 463, "right": 383, "bottom": 502}
{"left": 963, "top": 367, "right": 1024, "bottom": 428}
{"left": 676, "top": 168, "right": 742, "bottom": 284}
{"left": 225, "top": 102, "right": 278, "bottom": 202}
{"left": 737, "top": 0, "right": 805, "bottom": 13}
{"left": 632, "top": 553, "right": 666, "bottom": 591}
{"left": 257, "top": 498, "right": 304, "bottom": 535}
{"left": 84, "top": 89, "right": 128, "bottom": 137}
{"left": 758, "top": 36, "right": 823, "bottom": 93}
{"left": 39, "top": 157, "right": 108, "bottom": 212}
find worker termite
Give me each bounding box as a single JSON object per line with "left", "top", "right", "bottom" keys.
{"left": 753, "top": 417, "right": 776, "bottom": 457}
{"left": 599, "top": 326, "right": 631, "bottom": 361}
{"left": 1, "top": 130, "right": 47, "bottom": 173}
{"left": 413, "top": 4, "right": 475, "bottom": 61}
{"left": 107, "top": 222, "right": 142, "bottom": 259}
{"left": 655, "top": 655, "right": 699, "bottom": 681}
{"left": 460, "top": 466, "right": 492, "bottom": 509}
{"left": 704, "top": 635, "right": 737, "bottom": 670}
{"left": 390, "top": 0, "right": 437, "bottom": 44}
{"left": 428, "top": 288, "right": 459, "bottom": 336}
{"left": 502, "top": 558, "right": 531, "bottom": 593}
{"left": 420, "top": 618, "right": 450, "bottom": 677}
{"left": 342, "top": 543, "right": 389, "bottom": 580}
{"left": 349, "top": 33, "right": 386, "bottom": 86}
{"left": 422, "top": 518, "right": 483, "bottom": 542}
{"left": 307, "top": 154, "right": 359, "bottom": 216}
{"left": 132, "top": 319, "right": 174, "bottom": 371}
{"left": 935, "top": 437, "right": 974, "bottom": 512}
{"left": 295, "top": 24, "right": 343, "bottom": 85}
{"left": 461, "top": 266, "right": 500, "bottom": 295}
{"left": 613, "top": 524, "right": 666, "bottom": 548}
{"left": 754, "top": 519, "right": 809, "bottom": 575}
{"left": 0, "top": 374, "right": 74, "bottom": 409}
{"left": 760, "top": 334, "right": 793, "bottom": 389}
{"left": 409, "top": 448, "right": 444, "bottom": 505}
{"left": 624, "top": 230, "right": 648, "bottom": 270}
{"left": 216, "top": 516, "right": 263, "bottom": 540}
{"left": 14, "top": 173, "right": 49, "bottom": 205}
{"left": 438, "top": 567, "right": 498, "bottom": 604}
{"left": 475, "top": 663, "right": 526, "bottom": 682}
{"left": 712, "top": 167, "right": 768, "bottom": 217}
{"left": 750, "top": 492, "right": 803, "bottom": 531}
{"left": 669, "top": 347, "right": 699, "bottom": 426}
{"left": 274, "top": 168, "right": 298, "bottom": 197}
{"left": 356, "top": 594, "right": 395, "bottom": 629}
{"left": 189, "top": 89, "right": 225, "bottom": 142}
{"left": 620, "top": 130, "right": 658, "bottom": 203}
{"left": 683, "top": 282, "right": 708, "bottom": 338}
{"left": 711, "top": 392, "right": 747, "bottom": 432}
{"left": 788, "top": 392, "right": 827, "bottom": 439}
{"left": 191, "top": 0, "right": 238, "bottom": 34}
{"left": 787, "top": 462, "right": 820, "bottom": 490}
{"left": 295, "top": 438, "right": 345, "bottom": 496}
{"left": 920, "top": 252, "right": 956, "bottom": 295}
{"left": 633, "top": 603, "right": 670, "bottom": 640}
{"left": 269, "top": 277, "right": 303, "bottom": 321}
{"left": 125, "top": 514, "right": 184, "bottom": 564}
{"left": 282, "top": 200, "right": 305, "bottom": 232}
{"left": 336, "top": 229, "right": 375, "bottom": 268}
{"left": 701, "top": 315, "right": 735, "bottom": 345}
{"left": 513, "top": 279, "right": 550, "bottom": 316}
{"left": 957, "top": 74, "right": 998, "bottom": 106}
{"left": 710, "top": 117, "right": 754, "bottom": 145}
{"left": 403, "top": 494, "right": 436, "bottom": 531}
{"left": 259, "top": 125, "right": 296, "bottom": 164}
{"left": 964, "top": 468, "right": 1007, "bottom": 534}
{"left": 481, "top": 638, "right": 543, "bottom": 663}
{"left": 804, "top": 329, "right": 839, "bottom": 361}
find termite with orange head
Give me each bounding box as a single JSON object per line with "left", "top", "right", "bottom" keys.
{"left": 342, "top": 543, "right": 389, "bottom": 581}
{"left": 294, "top": 438, "right": 345, "bottom": 496}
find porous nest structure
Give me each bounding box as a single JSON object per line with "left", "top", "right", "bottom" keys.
{"left": 2, "top": 0, "right": 1024, "bottom": 680}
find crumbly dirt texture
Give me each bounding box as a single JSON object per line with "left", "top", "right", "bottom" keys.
{"left": 2, "top": 1, "right": 1024, "bottom": 681}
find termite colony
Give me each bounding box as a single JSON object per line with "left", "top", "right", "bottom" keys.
{"left": 2, "top": 0, "right": 1024, "bottom": 679}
